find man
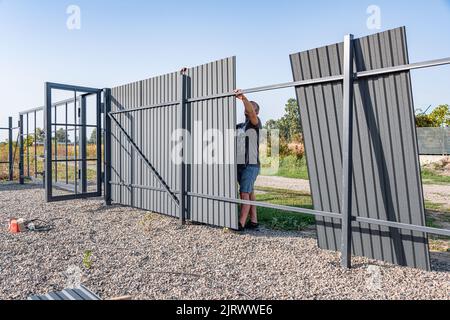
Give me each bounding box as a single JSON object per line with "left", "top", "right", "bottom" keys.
{"left": 235, "top": 89, "right": 262, "bottom": 231}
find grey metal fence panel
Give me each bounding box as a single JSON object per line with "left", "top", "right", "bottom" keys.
{"left": 290, "top": 27, "right": 431, "bottom": 270}
{"left": 111, "top": 77, "right": 179, "bottom": 217}
{"left": 417, "top": 127, "right": 450, "bottom": 155}
{"left": 186, "top": 57, "right": 238, "bottom": 229}
{"left": 110, "top": 57, "right": 238, "bottom": 229}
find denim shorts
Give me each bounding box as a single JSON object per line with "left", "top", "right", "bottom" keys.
{"left": 237, "top": 165, "right": 260, "bottom": 194}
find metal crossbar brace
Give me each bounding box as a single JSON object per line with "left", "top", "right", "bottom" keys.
{"left": 108, "top": 113, "right": 180, "bottom": 207}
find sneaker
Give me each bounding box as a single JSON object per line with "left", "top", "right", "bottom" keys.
{"left": 238, "top": 223, "right": 246, "bottom": 232}
{"left": 245, "top": 221, "right": 260, "bottom": 231}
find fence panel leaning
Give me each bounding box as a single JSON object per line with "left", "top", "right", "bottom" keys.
{"left": 291, "top": 27, "right": 430, "bottom": 270}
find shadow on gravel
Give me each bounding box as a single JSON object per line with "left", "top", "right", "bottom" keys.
{"left": 0, "top": 183, "right": 43, "bottom": 192}
{"left": 430, "top": 252, "right": 450, "bottom": 273}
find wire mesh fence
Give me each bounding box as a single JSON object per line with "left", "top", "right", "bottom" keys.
{"left": 417, "top": 127, "right": 450, "bottom": 155}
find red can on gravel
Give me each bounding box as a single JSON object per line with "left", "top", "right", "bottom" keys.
{"left": 9, "top": 219, "right": 20, "bottom": 234}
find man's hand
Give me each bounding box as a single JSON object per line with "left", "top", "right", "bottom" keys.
{"left": 235, "top": 89, "right": 246, "bottom": 101}
{"left": 235, "top": 89, "right": 259, "bottom": 126}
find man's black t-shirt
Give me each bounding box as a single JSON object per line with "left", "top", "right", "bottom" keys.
{"left": 237, "top": 118, "right": 262, "bottom": 168}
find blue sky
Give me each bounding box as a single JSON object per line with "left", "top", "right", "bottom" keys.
{"left": 1, "top": 0, "right": 449, "bottom": 140}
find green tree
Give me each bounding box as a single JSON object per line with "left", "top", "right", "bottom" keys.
{"left": 415, "top": 105, "right": 450, "bottom": 128}
{"left": 35, "top": 128, "right": 45, "bottom": 143}
{"left": 55, "top": 128, "right": 70, "bottom": 143}
{"left": 280, "top": 99, "right": 302, "bottom": 142}
{"left": 264, "top": 99, "right": 302, "bottom": 143}
{"left": 415, "top": 114, "right": 435, "bottom": 127}
{"left": 88, "top": 129, "right": 97, "bottom": 144}
{"left": 428, "top": 104, "right": 450, "bottom": 127}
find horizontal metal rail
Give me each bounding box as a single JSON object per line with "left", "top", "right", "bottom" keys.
{"left": 46, "top": 82, "right": 103, "bottom": 94}
{"left": 188, "top": 192, "right": 342, "bottom": 220}
{"left": 110, "top": 101, "right": 180, "bottom": 115}
{"left": 110, "top": 182, "right": 181, "bottom": 194}
{"left": 51, "top": 158, "right": 98, "bottom": 163}
{"left": 355, "top": 216, "right": 450, "bottom": 237}
{"left": 19, "top": 106, "right": 44, "bottom": 116}
{"left": 357, "top": 57, "right": 450, "bottom": 78}
{"left": 51, "top": 123, "right": 98, "bottom": 128}
{"left": 188, "top": 192, "right": 450, "bottom": 237}
{"left": 186, "top": 74, "right": 345, "bottom": 103}
{"left": 104, "top": 56, "right": 450, "bottom": 116}
{"left": 19, "top": 91, "right": 99, "bottom": 116}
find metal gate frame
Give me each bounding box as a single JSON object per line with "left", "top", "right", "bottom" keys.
{"left": 44, "top": 82, "right": 103, "bottom": 202}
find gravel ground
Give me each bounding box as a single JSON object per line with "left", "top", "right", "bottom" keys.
{"left": 0, "top": 184, "right": 449, "bottom": 300}
{"left": 256, "top": 176, "right": 450, "bottom": 207}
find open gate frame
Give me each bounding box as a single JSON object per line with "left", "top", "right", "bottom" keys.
{"left": 10, "top": 27, "right": 450, "bottom": 271}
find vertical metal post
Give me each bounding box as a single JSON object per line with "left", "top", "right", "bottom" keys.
{"left": 8, "top": 117, "right": 13, "bottom": 181}
{"left": 103, "top": 89, "right": 112, "bottom": 206}
{"left": 96, "top": 92, "right": 103, "bottom": 197}
{"left": 26, "top": 113, "right": 30, "bottom": 178}
{"left": 65, "top": 103, "right": 69, "bottom": 185}
{"left": 44, "top": 83, "right": 53, "bottom": 202}
{"left": 34, "top": 111, "right": 37, "bottom": 179}
{"left": 178, "top": 72, "right": 187, "bottom": 225}
{"left": 54, "top": 105, "right": 58, "bottom": 183}
{"left": 74, "top": 93, "right": 78, "bottom": 195}
{"left": 80, "top": 95, "right": 88, "bottom": 194}
{"left": 340, "top": 34, "right": 355, "bottom": 269}
{"left": 19, "top": 114, "right": 24, "bottom": 185}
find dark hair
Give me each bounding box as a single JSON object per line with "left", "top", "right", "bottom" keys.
{"left": 250, "top": 101, "right": 260, "bottom": 114}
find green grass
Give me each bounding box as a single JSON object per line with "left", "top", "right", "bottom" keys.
{"left": 253, "top": 188, "right": 449, "bottom": 234}
{"left": 426, "top": 216, "right": 441, "bottom": 229}
{"left": 82, "top": 250, "right": 93, "bottom": 269}
{"left": 261, "top": 155, "right": 309, "bottom": 180}
{"left": 421, "top": 168, "right": 450, "bottom": 185}
{"left": 255, "top": 187, "right": 315, "bottom": 231}
{"left": 262, "top": 155, "right": 450, "bottom": 186}
{"left": 425, "top": 200, "right": 448, "bottom": 212}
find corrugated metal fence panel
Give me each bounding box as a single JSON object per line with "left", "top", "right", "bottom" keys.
{"left": 290, "top": 27, "right": 431, "bottom": 270}
{"left": 186, "top": 57, "right": 239, "bottom": 229}
{"left": 110, "top": 57, "right": 238, "bottom": 228}
{"left": 417, "top": 127, "right": 450, "bottom": 155}
{"left": 111, "top": 74, "right": 180, "bottom": 218}
{"left": 139, "top": 72, "right": 180, "bottom": 217}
